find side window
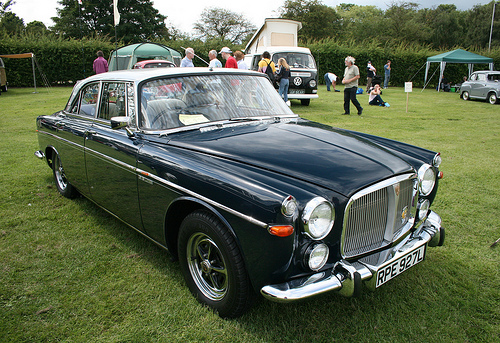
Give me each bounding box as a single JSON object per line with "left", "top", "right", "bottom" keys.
{"left": 470, "top": 74, "right": 477, "bottom": 81}
{"left": 99, "top": 82, "right": 126, "bottom": 120}
{"left": 477, "top": 74, "right": 486, "bottom": 81}
{"left": 78, "top": 83, "right": 100, "bottom": 117}
{"left": 251, "top": 55, "right": 261, "bottom": 71}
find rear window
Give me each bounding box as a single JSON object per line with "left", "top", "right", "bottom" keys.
{"left": 488, "top": 74, "right": 500, "bottom": 81}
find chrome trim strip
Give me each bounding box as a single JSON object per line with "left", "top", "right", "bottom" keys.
{"left": 37, "top": 130, "right": 84, "bottom": 150}
{"left": 139, "top": 168, "right": 269, "bottom": 229}
{"left": 37, "top": 130, "right": 268, "bottom": 229}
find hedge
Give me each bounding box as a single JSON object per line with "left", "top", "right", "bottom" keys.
{"left": 309, "top": 39, "right": 500, "bottom": 88}
{"left": 1, "top": 34, "right": 499, "bottom": 88}
{"left": 0, "top": 35, "right": 116, "bottom": 87}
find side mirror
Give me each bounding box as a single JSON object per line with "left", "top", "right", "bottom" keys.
{"left": 110, "top": 116, "right": 135, "bottom": 137}
{"left": 110, "top": 116, "right": 130, "bottom": 130}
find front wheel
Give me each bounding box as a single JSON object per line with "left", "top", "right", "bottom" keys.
{"left": 301, "top": 99, "right": 310, "bottom": 106}
{"left": 462, "top": 91, "right": 469, "bottom": 101}
{"left": 488, "top": 92, "right": 498, "bottom": 105}
{"left": 178, "top": 210, "right": 252, "bottom": 318}
{"left": 1, "top": 84, "right": 7, "bottom": 92}
{"left": 52, "top": 153, "right": 78, "bottom": 198}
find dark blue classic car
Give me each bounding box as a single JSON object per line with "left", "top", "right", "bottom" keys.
{"left": 35, "top": 68, "right": 445, "bottom": 318}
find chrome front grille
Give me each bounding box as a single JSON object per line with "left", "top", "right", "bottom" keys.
{"left": 341, "top": 174, "right": 418, "bottom": 258}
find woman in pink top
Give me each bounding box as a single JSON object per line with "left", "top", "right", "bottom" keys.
{"left": 93, "top": 51, "right": 109, "bottom": 74}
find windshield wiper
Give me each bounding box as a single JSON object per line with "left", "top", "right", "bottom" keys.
{"left": 229, "top": 117, "right": 263, "bottom": 122}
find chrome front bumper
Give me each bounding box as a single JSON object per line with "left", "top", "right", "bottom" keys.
{"left": 261, "top": 211, "right": 444, "bottom": 302}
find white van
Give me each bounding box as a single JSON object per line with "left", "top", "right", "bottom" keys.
{"left": 244, "top": 47, "right": 318, "bottom": 106}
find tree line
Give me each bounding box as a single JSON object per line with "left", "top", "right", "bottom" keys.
{"left": 1, "top": 0, "right": 499, "bottom": 49}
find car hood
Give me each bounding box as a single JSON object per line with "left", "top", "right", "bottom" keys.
{"left": 167, "top": 119, "right": 413, "bottom": 197}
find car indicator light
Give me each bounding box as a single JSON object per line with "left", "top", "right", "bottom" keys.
{"left": 268, "top": 225, "right": 294, "bottom": 237}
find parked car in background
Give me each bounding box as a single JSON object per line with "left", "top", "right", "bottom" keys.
{"left": 35, "top": 68, "right": 445, "bottom": 318}
{"left": 133, "top": 59, "right": 176, "bottom": 69}
{"left": 0, "top": 57, "right": 7, "bottom": 93}
{"left": 460, "top": 70, "right": 500, "bottom": 104}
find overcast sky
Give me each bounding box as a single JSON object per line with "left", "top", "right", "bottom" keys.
{"left": 11, "top": 0, "right": 492, "bottom": 35}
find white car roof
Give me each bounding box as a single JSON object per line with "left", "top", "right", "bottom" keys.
{"left": 81, "top": 67, "right": 262, "bottom": 83}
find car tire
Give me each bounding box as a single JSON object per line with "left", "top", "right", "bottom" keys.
{"left": 178, "top": 210, "right": 253, "bottom": 318}
{"left": 488, "top": 92, "right": 498, "bottom": 105}
{"left": 1, "top": 85, "right": 7, "bottom": 92}
{"left": 462, "top": 91, "right": 469, "bottom": 101}
{"left": 301, "top": 99, "right": 310, "bottom": 106}
{"left": 52, "top": 152, "right": 78, "bottom": 198}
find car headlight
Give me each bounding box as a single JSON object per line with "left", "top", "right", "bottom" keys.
{"left": 302, "top": 197, "right": 334, "bottom": 240}
{"left": 309, "top": 79, "right": 317, "bottom": 88}
{"left": 306, "top": 243, "right": 329, "bottom": 271}
{"left": 418, "top": 164, "right": 436, "bottom": 196}
{"left": 417, "top": 199, "right": 430, "bottom": 221}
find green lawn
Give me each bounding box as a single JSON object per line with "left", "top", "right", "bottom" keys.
{"left": 0, "top": 85, "right": 499, "bottom": 342}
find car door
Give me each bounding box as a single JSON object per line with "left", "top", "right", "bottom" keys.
{"left": 84, "top": 81, "right": 143, "bottom": 230}
{"left": 470, "top": 73, "right": 487, "bottom": 98}
{"left": 50, "top": 82, "right": 100, "bottom": 197}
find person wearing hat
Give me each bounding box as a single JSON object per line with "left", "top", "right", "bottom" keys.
{"left": 220, "top": 47, "right": 238, "bottom": 69}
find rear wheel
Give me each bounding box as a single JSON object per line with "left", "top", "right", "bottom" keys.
{"left": 462, "top": 91, "right": 469, "bottom": 100}
{"left": 178, "top": 210, "right": 252, "bottom": 318}
{"left": 488, "top": 92, "right": 498, "bottom": 105}
{"left": 52, "top": 153, "right": 78, "bottom": 198}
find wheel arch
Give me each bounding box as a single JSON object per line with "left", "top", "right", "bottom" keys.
{"left": 164, "top": 197, "right": 239, "bottom": 261}
{"left": 43, "top": 145, "right": 58, "bottom": 169}
{"left": 487, "top": 91, "right": 498, "bottom": 104}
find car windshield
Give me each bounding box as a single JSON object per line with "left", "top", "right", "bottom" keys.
{"left": 139, "top": 73, "right": 296, "bottom": 130}
{"left": 272, "top": 53, "right": 316, "bottom": 69}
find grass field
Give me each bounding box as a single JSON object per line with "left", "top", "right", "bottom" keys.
{"left": 0, "top": 84, "right": 499, "bottom": 342}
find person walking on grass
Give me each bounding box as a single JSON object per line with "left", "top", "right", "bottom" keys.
{"left": 341, "top": 56, "right": 363, "bottom": 115}
{"left": 276, "top": 58, "right": 291, "bottom": 105}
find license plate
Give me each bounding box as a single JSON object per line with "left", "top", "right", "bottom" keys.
{"left": 376, "top": 245, "right": 426, "bottom": 288}
{"left": 289, "top": 89, "right": 305, "bottom": 94}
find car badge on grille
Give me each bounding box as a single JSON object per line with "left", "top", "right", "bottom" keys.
{"left": 401, "top": 206, "right": 409, "bottom": 223}
{"left": 395, "top": 183, "right": 400, "bottom": 196}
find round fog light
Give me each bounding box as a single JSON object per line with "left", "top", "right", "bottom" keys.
{"left": 418, "top": 199, "right": 430, "bottom": 221}
{"left": 307, "top": 243, "right": 329, "bottom": 271}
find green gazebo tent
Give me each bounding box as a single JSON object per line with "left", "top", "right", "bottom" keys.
{"left": 424, "top": 49, "right": 494, "bottom": 91}
{"left": 108, "top": 43, "right": 182, "bottom": 71}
